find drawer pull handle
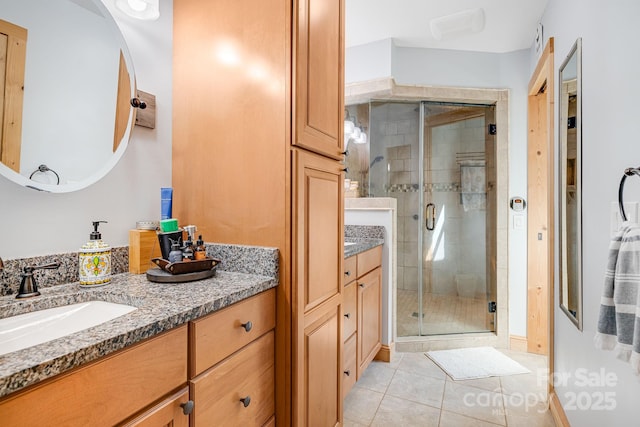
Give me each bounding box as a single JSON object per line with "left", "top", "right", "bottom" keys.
{"left": 240, "top": 396, "right": 251, "bottom": 408}
{"left": 180, "top": 400, "right": 194, "bottom": 415}
{"left": 344, "top": 370, "right": 351, "bottom": 376}
{"left": 359, "top": 282, "right": 365, "bottom": 288}
{"left": 241, "top": 321, "right": 253, "bottom": 332}
{"left": 345, "top": 270, "right": 351, "bottom": 276}
{"left": 344, "top": 313, "right": 350, "bottom": 319}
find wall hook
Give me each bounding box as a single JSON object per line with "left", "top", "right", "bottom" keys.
{"left": 130, "top": 98, "right": 147, "bottom": 109}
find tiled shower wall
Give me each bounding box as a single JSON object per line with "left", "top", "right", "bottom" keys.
{"left": 369, "top": 103, "right": 488, "bottom": 298}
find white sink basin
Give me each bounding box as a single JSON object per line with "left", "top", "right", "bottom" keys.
{"left": 0, "top": 301, "right": 137, "bottom": 356}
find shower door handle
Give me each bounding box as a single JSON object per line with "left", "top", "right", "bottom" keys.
{"left": 426, "top": 203, "right": 436, "bottom": 231}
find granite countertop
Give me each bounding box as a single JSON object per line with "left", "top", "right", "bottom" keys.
{"left": 0, "top": 244, "right": 278, "bottom": 399}
{"left": 344, "top": 238, "right": 384, "bottom": 258}
{"left": 344, "top": 224, "right": 385, "bottom": 258}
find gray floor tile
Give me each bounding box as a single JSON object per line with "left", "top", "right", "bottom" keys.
{"left": 386, "top": 369, "right": 446, "bottom": 408}
{"left": 344, "top": 386, "right": 384, "bottom": 425}
{"left": 441, "top": 381, "right": 506, "bottom": 425}
{"left": 371, "top": 394, "right": 441, "bottom": 427}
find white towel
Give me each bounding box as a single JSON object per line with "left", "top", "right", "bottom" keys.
{"left": 460, "top": 162, "right": 486, "bottom": 212}
{"left": 595, "top": 221, "right": 640, "bottom": 374}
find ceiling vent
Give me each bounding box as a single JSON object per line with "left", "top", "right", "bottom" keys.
{"left": 430, "top": 8, "right": 486, "bottom": 40}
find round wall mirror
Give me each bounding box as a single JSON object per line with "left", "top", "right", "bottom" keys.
{"left": 0, "top": 0, "right": 136, "bottom": 192}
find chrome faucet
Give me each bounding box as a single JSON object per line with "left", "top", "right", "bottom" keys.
{"left": 16, "top": 261, "right": 61, "bottom": 299}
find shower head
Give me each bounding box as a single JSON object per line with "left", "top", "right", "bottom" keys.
{"left": 370, "top": 156, "right": 384, "bottom": 168}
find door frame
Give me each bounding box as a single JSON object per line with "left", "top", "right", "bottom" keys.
{"left": 346, "top": 79, "right": 509, "bottom": 351}
{"left": 526, "top": 38, "right": 554, "bottom": 393}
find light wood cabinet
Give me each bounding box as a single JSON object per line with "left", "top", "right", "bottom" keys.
{"left": 173, "top": 0, "right": 345, "bottom": 424}
{"left": 342, "top": 246, "right": 383, "bottom": 397}
{"left": 122, "top": 387, "right": 191, "bottom": 427}
{"left": 294, "top": 0, "right": 345, "bottom": 160}
{"left": 293, "top": 148, "right": 343, "bottom": 426}
{"left": 357, "top": 267, "right": 382, "bottom": 377}
{"left": 0, "top": 326, "right": 188, "bottom": 427}
{"left": 189, "top": 289, "right": 276, "bottom": 427}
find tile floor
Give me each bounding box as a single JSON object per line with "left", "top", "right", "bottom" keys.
{"left": 344, "top": 349, "right": 556, "bottom": 427}
{"left": 396, "top": 290, "right": 490, "bottom": 337}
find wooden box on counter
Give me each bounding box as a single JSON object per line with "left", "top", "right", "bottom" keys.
{"left": 129, "top": 229, "right": 161, "bottom": 274}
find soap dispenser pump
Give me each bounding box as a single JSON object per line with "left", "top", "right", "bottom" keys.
{"left": 79, "top": 220, "right": 111, "bottom": 287}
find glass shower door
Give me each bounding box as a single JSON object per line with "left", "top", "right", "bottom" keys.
{"left": 421, "top": 102, "right": 496, "bottom": 335}
{"left": 365, "top": 100, "right": 496, "bottom": 338}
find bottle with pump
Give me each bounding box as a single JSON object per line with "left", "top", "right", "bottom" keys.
{"left": 79, "top": 221, "right": 111, "bottom": 287}
{"left": 194, "top": 235, "right": 206, "bottom": 260}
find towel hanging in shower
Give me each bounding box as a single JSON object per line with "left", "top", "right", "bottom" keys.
{"left": 460, "top": 160, "right": 486, "bottom": 212}
{"left": 595, "top": 221, "right": 640, "bottom": 374}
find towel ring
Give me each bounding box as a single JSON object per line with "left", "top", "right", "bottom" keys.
{"left": 29, "top": 164, "right": 60, "bottom": 185}
{"left": 618, "top": 167, "right": 640, "bottom": 221}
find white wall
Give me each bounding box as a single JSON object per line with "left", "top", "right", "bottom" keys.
{"left": 346, "top": 41, "right": 531, "bottom": 337}
{"left": 0, "top": 0, "right": 173, "bottom": 259}
{"left": 539, "top": 0, "right": 640, "bottom": 424}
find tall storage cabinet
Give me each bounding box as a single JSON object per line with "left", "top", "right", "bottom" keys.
{"left": 173, "top": 0, "right": 345, "bottom": 425}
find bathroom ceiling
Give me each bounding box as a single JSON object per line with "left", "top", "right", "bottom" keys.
{"left": 346, "top": 0, "right": 549, "bottom": 53}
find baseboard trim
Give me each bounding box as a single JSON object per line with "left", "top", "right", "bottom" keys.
{"left": 549, "top": 391, "right": 571, "bottom": 427}
{"left": 509, "top": 335, "right": 528, "bottom": 352}
{"left": 374, "top": 343, "right": 394, "bottom": 362}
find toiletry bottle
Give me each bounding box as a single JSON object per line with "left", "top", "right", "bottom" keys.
{"left": 79, "top": 221, "right": 111, "bottom": 287}
{"left": 194, "top": 235, "right": 206, "bottom": 260}
{"left": 182, "top": 239, "right": 194, "bottom": 261}
{"left": 169, "top": 241, "right": 183, "bottom": 263}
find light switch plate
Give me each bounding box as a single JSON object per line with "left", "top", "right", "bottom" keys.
{"left": 513, "top": 214, "right": 524, "bottom": 230}
{"left": 610, "top": 201, "right": 638, "bottom": 236}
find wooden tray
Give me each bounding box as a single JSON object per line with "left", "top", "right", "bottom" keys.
{"left": 150, "top": 257, "right": 221, "bottom": 275}
{"left": 146, "top": 267, "right": 217, "bottom": 283}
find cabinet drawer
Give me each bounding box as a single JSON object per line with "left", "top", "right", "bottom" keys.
{"left": 122, "top": 387, "right": 190, "bottom": 427}
{"left": 0, "top": 326, "right": 187, "bottom": 427}
{"left": 190, "top": 331, "right": 275, "bottom": 427}
{"left": 190, "top": 288, "right": 275, "bottom": 377}
{"left": 342, "top": 332, "right": 357, "bottom": 399}
{"left": 344, "top": 255, "right": 356, "bottom": 284}
{"left": 343, "top": 280, "right": 357, "bottom": 339}
{"left": 357, "top": 245, "right": 382, "bottom": 277}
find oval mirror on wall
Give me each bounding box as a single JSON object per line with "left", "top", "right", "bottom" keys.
{"left": 0, "top": 0, "right": 136, "bottom": 192}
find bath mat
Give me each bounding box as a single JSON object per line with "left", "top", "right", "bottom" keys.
{"left": 425, "top": 346, "right": 530, "bottom": 380}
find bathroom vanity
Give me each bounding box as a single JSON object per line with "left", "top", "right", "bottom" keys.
{"left": 342, "top": 238, "right": 384, "bottom": 399}
{"left": 0, "top": 245, "right": 278, "bottom": 426}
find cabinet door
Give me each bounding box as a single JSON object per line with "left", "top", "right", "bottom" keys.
{"left": 121, "top": 387, "right": 190, "bottom": 427}
{"left": 302, "top": 302, "right": 342, "bottom": 427}
{"left": 357, "top": 267, "right": 382, "bottom": 378}
{"left": 293, "top": 148, "right": 343, "bottom": 426}
{"left": 293, "top": 148, "right": 343, "bottom": 313}
{"left": 294, "top": 0, "right": 344, "bottom": 159}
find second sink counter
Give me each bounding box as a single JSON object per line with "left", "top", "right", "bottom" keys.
{"left": 0, "top": 243, "right": 278, "bottom": 398}
{"left": 345, "top": 224, "right": 385, "bottom": 258}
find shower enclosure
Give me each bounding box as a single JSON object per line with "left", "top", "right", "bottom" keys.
{"left": 346, "top": 100, "right": 497, "bottom": 337}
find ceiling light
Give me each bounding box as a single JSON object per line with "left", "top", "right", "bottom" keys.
{"left": 430, "top": 8, "right": 485, "bottom": 41}
{"left": 115, "top": 0, "right": 160, "bottom": 20}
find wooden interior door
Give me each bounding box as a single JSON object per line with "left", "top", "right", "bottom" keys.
{"left": 0, "top": 19, "right": 27, "bottom": 173}
{"left": 527, "top": 39, "right": 554, "bottom": 356}
{"left": 294, "top": 0, "right": 344, "bottom": 159}
{"left": 293, "top": 148, "right": 343, "bottom": 426}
